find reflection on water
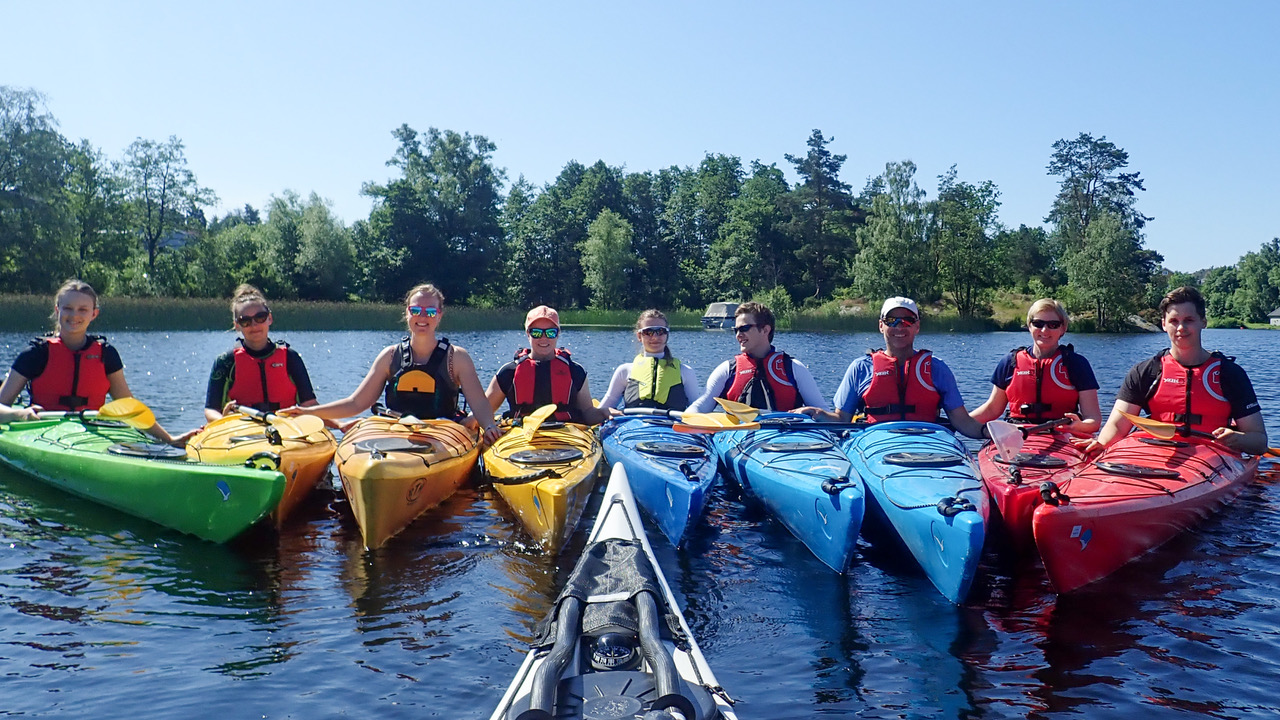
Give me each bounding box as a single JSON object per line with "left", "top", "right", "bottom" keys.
{"left": 1, "top": 328, "right": 1279, "bottom": 717}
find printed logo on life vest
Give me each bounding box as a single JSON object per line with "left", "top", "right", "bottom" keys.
{"left": 1048, "top": 355, "right": 1074, "bottom": 390}
{"left": 915, "top": 354, "right": 936, "bottom": 392}
{"left": 270, "top": 362, "right": 284, "bottom": 368}
{"left": 406, "top": 477, "right": 426, "bottom": 504}
{"left": 1070, "top": 524, "right": 1091, "bottom": 550}
{"left": 1203, "top": 360, "right": 1227, "bottom": 402}
{"left": 766, "top": 354, "right": 795, "bottom": 387}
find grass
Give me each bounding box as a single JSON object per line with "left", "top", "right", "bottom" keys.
{"left": 0, "top": 295, "right": 705, "bottom": 332}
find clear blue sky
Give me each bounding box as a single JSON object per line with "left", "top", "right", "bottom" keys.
{"left": 8, "top": 1, "right": 1278, "bottom": 272}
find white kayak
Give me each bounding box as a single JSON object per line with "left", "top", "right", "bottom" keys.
{"left": 490, "top": 463, "right": 738, "bottom": 720}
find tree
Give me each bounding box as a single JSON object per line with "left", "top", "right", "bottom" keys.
{"left": 294, "top": 194, "right": 354, "bottom": 301}
{"left": 121, "top": 135, "right": 216, "bottom": 273}
{"left": 1200, "top": 265, "right": 1239, "bottom": 321}
{"left": 779, "top": 130, "right": 858, "bottom": 300}
{"left": 1062, "top": 212, "right": 1159, "bottom": 330}
{"left": 1229, "top": 238, "right": 1280, "bottom": 322}
{"left": 849, "top": 161, "right": 932, "bottom": 302}
{"left": 705, "top": 162, "right": 792, "bottom": 301}
{"left": 994, "top": 225, "right": 1063, "bottom": 292}
{"left": 1046, "top": 132, "right": 1151, "bottom": 254}
{"left": 929, "top": 166, "right": 1001, "bottom": 317}
{"left": 65, "top": 140, "right": 132, "bottom": 290}
{"left": 581, "top": 209, "right": 644, "bottom": 309}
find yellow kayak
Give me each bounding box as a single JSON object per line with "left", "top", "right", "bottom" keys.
{"left": 482, "top": 421, "right": 602, "bottom": 552}
{"left": 186, "top": 411, "right": 337, "bottom": 525}
{"left": 335, "top": 415, "right": 479, "bottom": 549}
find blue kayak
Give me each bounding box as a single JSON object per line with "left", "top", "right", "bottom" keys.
{"left": 837, "top": 421, "right": 988, "bottom": 604}
{"left": 712, "top": 414, "right": 864, "bottom": 573}
{"left": 599, "top": 415, "right": 718, "bottom": 546}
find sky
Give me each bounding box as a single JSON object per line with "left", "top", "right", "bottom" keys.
{"left": 6, "top": 1, "right": 1278, "bottom": 272}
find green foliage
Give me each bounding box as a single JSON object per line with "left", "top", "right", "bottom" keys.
{"left": 581, "top": 209, "right": 644, "bottom": 310}
{"left": 849, "top": 161, "right": 933, "bottom": 301}
{"left": 1229, "top": 238, "right": 1280, "bottom": 322}
{"left": 121, "top": 135, "right": 217, "bottom": 272}
{"left": 750, "top": 285, "right": 795, "bottom": 322}
{"left": 930, "top": 166, "right": 1001, "bottom": 317}
{"left": 779, "top": 130, "right": 858, "bottom": 300}
{"left": 1062, "top": 212, "right": 1156, "bottom": 330}
{"left": 1046, "top": 132, "right": 1151, "bottom": 253}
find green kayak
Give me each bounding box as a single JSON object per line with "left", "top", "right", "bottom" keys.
{"left": 0, "top": 414, "right": 286, "bottom": 542}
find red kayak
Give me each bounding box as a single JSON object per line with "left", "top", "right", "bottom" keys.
{"left": 978, "top": 430, "right": 1088, "bottom": 555}
{"left": 1032, "top": 432, "right": 1258, "bottom": 593}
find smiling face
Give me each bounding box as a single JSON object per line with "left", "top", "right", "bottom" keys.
{"left": 1162, "top": 301, "right": 1206, "bottom": 355}
{"left": 636, "top": 317, "right": 669, "bottom": 354}
{"left": 878, "top": 308, "right": 919, "bottom": 356}
{"left": 234, "top": 300, "right": 273, "bottom": 347}
{"left": 1027, "top": 309, "right": 1066, "bottom": 356}
{"left": 56, "top": 290, "right": 99, "bottom": 339}
{"left": 405, "top": 290, "right": 443, "bottom": 336}
{"left": 526, "top": 319, "right": 559, "bottom": 360}
{"left": 733, "top": 313, "right": 772, "bottom": 358}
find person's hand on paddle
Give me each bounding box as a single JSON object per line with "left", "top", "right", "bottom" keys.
{"left": 10, "top": 404, "right": 42, "bottom": 421}
{"left": 276, "top": 405, "right": 306, "bottom": 417}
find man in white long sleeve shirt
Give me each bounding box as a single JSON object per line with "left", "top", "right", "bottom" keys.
{"left": 685, "top": 301, "right": 830, "bottom": 413}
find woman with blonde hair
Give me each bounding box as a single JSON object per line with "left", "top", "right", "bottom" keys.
{"left": 203, "top": 284, "right": 319, "bottom": 422}
{"left": 0, "top": 279, "right": 185, "bottom": 442}
{"left": 282, "top": 283, "right": 501, "bottom": 445}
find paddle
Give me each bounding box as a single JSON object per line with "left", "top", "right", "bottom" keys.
{"left": 986, "top": 420, "right": 1025, "bottom": 460}
{"left": 238, "top": 406, "right": 327, "bottom": 439}
{"left": 522, "top": 403, "right": 559, "bottom": 440}
{"left": 1117, "top": 411, "right": 1280, "bottom": 458}
{"left": 97, "top": 397, "right": 156, "bottom": 430}
{"left": 621, "top": 408, "right": 683, "bottom": 419}
{"left": 714, "top": 397, "right": 760, "bottom": 422}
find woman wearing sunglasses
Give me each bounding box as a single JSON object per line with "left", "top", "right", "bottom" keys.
{"left": 281, "top": 284, "right": 501, "bottom": 445}
{"left": 203, "top": 284, "right": 319, "bottom": 422}
{"left": 0, "top": 279, "right": 185, "bottom": 441}
{"left": 483, "top": 305, "right": 611, "bottom": 425}
{"left": 598, "top": 309, "right": 699, "bottom": 412}
{"left": 970, "top": 298, "right": 1101, "bottom": 435}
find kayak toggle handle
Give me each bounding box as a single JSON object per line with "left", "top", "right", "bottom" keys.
{"left": 490, "top": 468, "right": 560, "bottom": 485}
{"left": 245, "top": 451, "right": 281, "bottom": 471}
{"left": 1007, "top": 465, "right": 1023, "bottom": 486}
{"left": 936, "top": 496, "right": 975, "bottom": 516}
{"left": 821, "top": 476, "right": 854, "bottom": 495}
{"left": 678, "top": 461, "right": 699, "bottom": 484}
{"left": 1039, "top": 481, "right": 1069, "bottom": 506}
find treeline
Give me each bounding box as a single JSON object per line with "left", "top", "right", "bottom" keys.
{"left": 3, "top": 86, "right": 1278, "bottom": 327}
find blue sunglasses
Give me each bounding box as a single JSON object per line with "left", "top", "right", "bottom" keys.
{"left": 408, "top": 306, "right": 439, "bottom": 318}
{"left": 528, "top": 327, "right": 560, "bottom": 339}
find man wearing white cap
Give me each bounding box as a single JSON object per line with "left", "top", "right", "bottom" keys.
{"left": 800, "top": 296, "right": 985, "bottom": 438}
{"left": 685, "top": 301, "right": 830, "bottom": 413}
{"left": 484, "top": 305, "right": 611, "bottom": 424}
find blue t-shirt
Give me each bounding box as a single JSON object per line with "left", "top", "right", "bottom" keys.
{"left": 989, "top": 346, "right": 1099, "bottom": 392}
{"left": 833, "top": 351, "right": 966, "bottom": 417}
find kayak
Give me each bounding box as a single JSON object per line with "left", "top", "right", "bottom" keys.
{"left": 483, "top": 421, "right": 602, "bottom": 552}
{"left": 838, "top": 421, "right": 988, "bottom": 604}
{"left": 712, "top": 413, "right": 864, "bottom": 573}
{"left": 186, "top": 411, "right": 337, "bottom": 525}
{"left": 0, "top": 414, "right": 285, "bottom": 542}
{"left": 1032, "top": 432, "right": 1258, "bottom": 593}
{"left": 490, "top": 462, "right": 737, "bottom": 720}
{"left": 976, "top": 429, "right": 1087, "bottom": 555}
{"left": 599, "top": 413, "right": 717, "bottom": 546}
{"left": 335, "top": 414, "right": 479, "bottom": 550}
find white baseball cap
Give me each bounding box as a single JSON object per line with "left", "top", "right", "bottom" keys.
{"left": 880, "top": 296, "right": 919, "bottom": 318}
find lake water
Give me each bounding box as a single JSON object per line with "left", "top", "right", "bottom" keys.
{"left": 1, "top": 327, "right": 1277, "bottom": 718}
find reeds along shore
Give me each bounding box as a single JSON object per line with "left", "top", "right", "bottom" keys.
{"left": 0, "top": 295, "right": 1022, "bottom": 333}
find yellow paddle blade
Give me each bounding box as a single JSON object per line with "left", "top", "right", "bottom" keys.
{"left": 98, "top": 398, "right": 156, "bottom": 429}
{"left": 675, "top": 415, "right": 761, "bottom": 434}
{"left": 523, "top": 403, "right": 559, "bottom": 439}
{"left": 714, "top": 397, "right": 760, "bottom": 421}
{"left": 273, "top": 413, "right": 326, "bottom": 439}
{"left": 1119, "top": 410, "right": 1177, "bottom": 440}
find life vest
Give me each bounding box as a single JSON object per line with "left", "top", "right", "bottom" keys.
{"left": 720, "top": 349, "right": 799, "bottom": 411}
{"left": 623, "top": 349, "right": 689, "bottom": 410}
{"left": 860, "top": 349, "right": 941, "bottom": 423}
{"left": 1005, "top": 345, "right": 1079, "bottom": 421}
{"left": 1146, "top": 350, "right": 1234, "bottom": 435}
{"left": 510, "top": 347, "right": 574, "bottom": 421}
{"left": 27, "top": 335, "right": 112, "bottom": 411}
{"left": 383, "top": 337, "right": 459, "bottom": 419}
{"left": 228, "top": 341, "right": 297, "bottom": 413}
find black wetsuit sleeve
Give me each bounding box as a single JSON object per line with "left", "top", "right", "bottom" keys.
{"left": 1115, "top": 355, "right": 1164, "bottom": 409}
{"left": 205, "top": 351, "right": 236, "bottom": 411}
{"left": 11, "top": 343, "right": 49, "bottom": 379}
{"left": 1066, "top": 353, "right": 1100, "bottom": 392}
{"left": 1221, "top": 361, "right": 1262, "bottom": 420}
{"left": 286, "top": 349, "right": 317, "bottom": 403}
{"left": 99, "top": 342, "right": 124, "bottom": 375}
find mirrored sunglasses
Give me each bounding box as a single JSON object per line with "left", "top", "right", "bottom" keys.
{"left": 882, "top": 316, "right": 917, "bottom": 328}
{"left": 639, "top": 327, "right": 670, "bottom": 338}
{"left": 1030, "top": 319, "right": 1063, "bottom": 330}
{"left": 236, "top": 310, "right": 271, "bottom": 327}
{"left": 408, "top": 306, "right": 439, "bottom": 318}
{"left": 528, "top": 327, "right": 560, "bottom": 339}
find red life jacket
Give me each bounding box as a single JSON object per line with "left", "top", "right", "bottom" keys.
{"left": 1147, "top": 351, "right": 1233, "bottom": 435}
{"left": 860, "top": 349, "right": 940, "bottom": 423}
{"left": 721, "top": 349, "right": 799, "bottom": 411}
{"left": 511, "top": 347, "right": 574, "bottom": 421}
{"left": 28, "top": 336, "right": 112, "bottom": 411}
{"left": 1006, "top": 346, "right": 1079, "bottom": 421}
{"left": 228, "top": 342, "right": 297, "bottom": 413}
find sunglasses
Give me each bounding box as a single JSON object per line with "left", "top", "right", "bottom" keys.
{"left": 528, "top": 327, "right": 560, "bottom": 339}
{"left": 882, "top": 316, "right": 917, "bottom": 328}
{"left": 639, "top": 327, "right": 669, "bottom": 338}
{"left": 732, "top": 323, "right": 758, "bottom": 335}
{"left": 236, "top": 310, "right": 271, "bottom": 328}
{"left": 1030, "top": 319, "right": 1063, "bottom": 330}
{"left": 408, "top": 306, "right": 439, "bottom": 318}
